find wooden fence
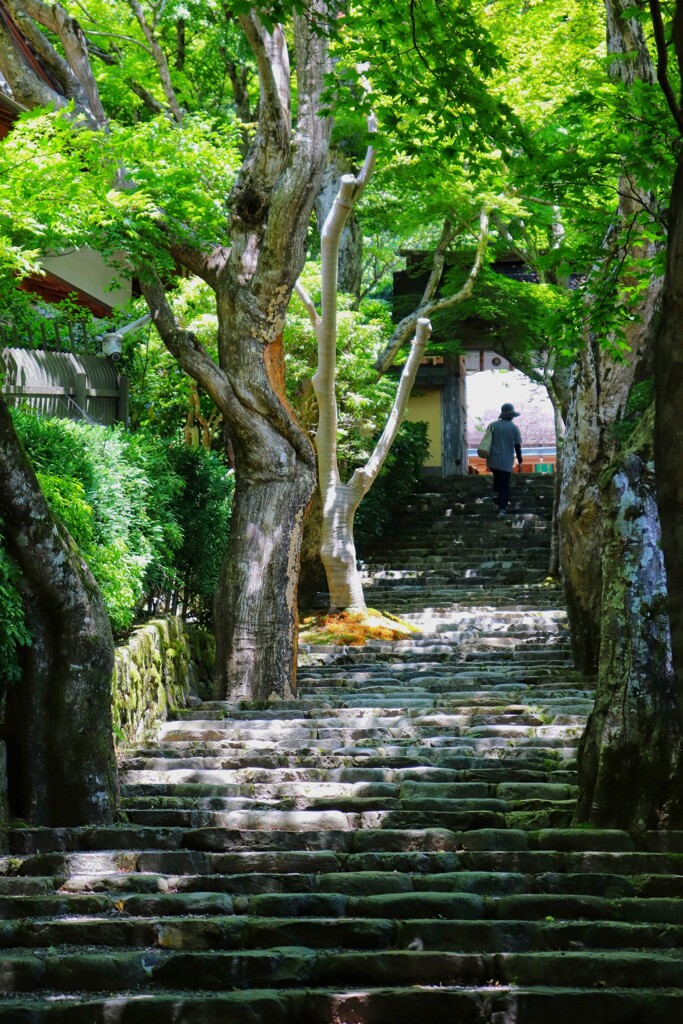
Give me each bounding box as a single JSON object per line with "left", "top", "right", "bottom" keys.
{"left": 0, "top": 348, "right": 129, "bottom": 426}
{"left": 0, "top": 318, "right": 98, "bottom": 355}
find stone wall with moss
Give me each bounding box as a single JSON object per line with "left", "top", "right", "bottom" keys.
{"left": 113, "top": 617, "right": 215, "bottom": 745}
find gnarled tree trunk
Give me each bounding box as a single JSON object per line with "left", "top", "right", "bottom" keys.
{"left": 654, "top": 2, "right": 683, "bottom": 742}
{"left": 575, "top": 430, "right": 683, "bottom": 828}
{"left": 558, "top": 0, "right": 659, "bottom": 673}
{"left": 562, "top": 0, "right": 683, "bottom": 826}
{"left": 0, "top": 399, "right": 118, "bottom": 826}
{"left": 136, "top": 9, "right": 332, "bottom": 700}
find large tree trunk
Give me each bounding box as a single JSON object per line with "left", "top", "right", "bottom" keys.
{"left": 558, "top": 0, "right": 658, "bottom": 673}
{"left": 211, "top": 320, "right": 316, "bottom": 699}
{"left": 575, "top": 431, "right": 683, "bottom": 828}
{"left": 214, "top": 473, "right": 313, "bottom": 701}
{"left": 655, "top": 86, "right": 683, "bottom": 736}
{"left": 0, "top": 399, "right": 118, "bottom": 826}
{"left": 562, "top": 0, "right": 683, "bottom": 827}
{"left": 138, "top": 9, "right": 331, "bottom": 700}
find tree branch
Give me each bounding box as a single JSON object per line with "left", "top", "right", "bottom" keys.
{"left": 84, "top": 30, "right": 153, "bottom": 55}
{"left": 3, "top": 0, "right": 107, "bottom": 128}
{"left": 125, "top": 77, "right": 167, "bottom": 115}
{"left": 374, "top": 207, "right": 491, "bottom": 373}
{"left": 312, "top": 175, "right": 358, "bottom": 492}
{"left": 294, "top": 281, "right": 321, "bottom": 329}
{"left": 126, "top": 0, "right": 183, "bottom": 123}
{"left": 648, "top": 0, "right": 683, "bottom": 134}
{"left": 237, "top": 11, "right": 291, "bottom": 187}
{"left": 225, "top": 59, "right": 252, "bottom": 122}
{"left": 0, "top": 13, "right": 68, "bottom": 112}
{"left": 137, "top": 265, "right": 244, "bottom": 425}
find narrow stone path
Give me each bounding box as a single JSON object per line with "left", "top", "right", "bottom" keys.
{"left": 2, "top": 476, "right": 683, "bottom": 1021}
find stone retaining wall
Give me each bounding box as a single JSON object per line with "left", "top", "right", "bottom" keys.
{"left": 112, "top": 617, "right": 214, "bottom": 745}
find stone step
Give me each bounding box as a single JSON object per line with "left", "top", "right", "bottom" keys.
{"left": 2, "top": 886, "right": 683, "bottom": 926}
{"left": 6, "top": 827, "right": 677, "bottom": 859}
{"left": 115, "top": 752, "right": 578, "bottom": 779}
{"left": 12, "top": 867, "right": 683, "bottom": 901}
{"left": 118, "top": 777, "right": 577, "bottom": 800}
{"left": 0, "top": 948, "right": 682, "bottom": 999}
{"left": 7, "top": 845, "right": 683, "bottom": 882}
{"left": 1, "top": 915, "right": 682, "bottom": 956}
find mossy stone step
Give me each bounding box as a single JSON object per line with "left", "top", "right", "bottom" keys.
{"left": 4, "top": 948, "right": 680, "bottom": 999}
{"left": 0, "top": 988, "right": 505, "bottom": 1024}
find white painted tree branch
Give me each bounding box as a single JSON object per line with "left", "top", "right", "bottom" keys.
{"left": 312, "top": 174, "right": 358, "bottom": 493}
{"left": 375, "top": 206, "right": 491, "bottom": 373}
{"left": 295, "top": 281, "right": 321, "bottom": 329}
{"left": 317, "top": 318, "right": 432, "bottom": 612}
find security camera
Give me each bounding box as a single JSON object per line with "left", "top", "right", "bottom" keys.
{"left": 102, "top": 333, "right": 123, "bottom": 362}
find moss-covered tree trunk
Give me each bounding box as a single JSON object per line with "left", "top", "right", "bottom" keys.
{"left": 575, "top": 428, "right": 683, "bottom": 828}
{"left": 558, "top": 0, "right": 659, "bottom": 673}
{"left": 654, "top": 3, "right": 683, "bottom": 741}
{"left": 563, "top": 0, "right": 683, "bottom": 827}
{"left": 0, "top": 399, "right": 118, "bottom": 826}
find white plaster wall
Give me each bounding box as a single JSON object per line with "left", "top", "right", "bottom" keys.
{"left": 41, "top": 247, "right": 131, "bottom": 309}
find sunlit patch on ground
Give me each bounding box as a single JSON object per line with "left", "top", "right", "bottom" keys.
{"left": 299, "top": 609, "right": 418, "bottom": 646}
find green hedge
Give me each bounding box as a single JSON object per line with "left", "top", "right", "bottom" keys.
{"left": 0, "top": 530, "right": 31, "bottom": 689}
{"left": 6, "top": 410, "right": 233, "bottom": 637}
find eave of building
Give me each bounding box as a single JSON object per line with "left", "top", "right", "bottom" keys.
{"left": 18, "top": 270, "right": 116, "bottom": 319}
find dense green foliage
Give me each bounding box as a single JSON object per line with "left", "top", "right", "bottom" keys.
{"left": 119, "top": 280, "right": 221, "bottom": 438}
{"left": 11, "top": 411, "right": 233, "bottom": 632}
{"left": 0, "top": 530, "right": 31, "bottom": 688}
{"left": 355, "top": 421, "right": 430, "bottom": 547}
{"left": 165, "top": 444, "right": 234, "bottom": 621}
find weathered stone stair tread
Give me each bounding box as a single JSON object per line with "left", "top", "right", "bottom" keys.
{"left": 7, "top": 987, "right": 683, "bottom": 1024}
{"left": 2, "top": 948, "right": 683, "bottom": 999}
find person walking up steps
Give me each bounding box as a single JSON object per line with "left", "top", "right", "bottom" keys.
{"left": 486, "top": 402, "right": 523, "bottom": 514}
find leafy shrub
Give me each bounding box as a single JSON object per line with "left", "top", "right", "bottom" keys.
{"left": 0, "top": 531, "right": 31, "bottom": 689}
{"left": 11, "top": 411, "right": 233, "bottom": 634}
{"left": 166, "top": 444, "right": 234, "bottom": 623}
{"left": 355, "top": 420, "right": 430, "bottom": 547}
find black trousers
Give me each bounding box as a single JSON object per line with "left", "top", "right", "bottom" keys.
{"left": 491, "top": 469, "right": 512, "bottom": 510}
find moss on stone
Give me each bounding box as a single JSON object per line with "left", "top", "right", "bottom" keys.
{"left": 112, "top": 617, "right": 215, "bottom": 746}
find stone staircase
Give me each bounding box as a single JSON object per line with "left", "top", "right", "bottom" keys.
{"left": 2, "top": 476, "right": 683, "bottom": 1020}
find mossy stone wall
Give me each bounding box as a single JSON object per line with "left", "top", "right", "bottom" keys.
{"left": 113, "top": 618, "right": 214, "bottom": 744}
